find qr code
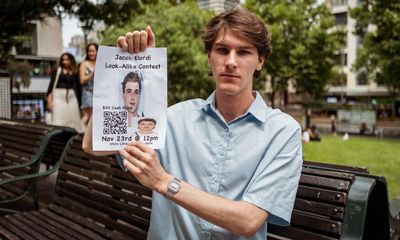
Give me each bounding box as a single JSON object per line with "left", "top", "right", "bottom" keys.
{"left": 103, "top": 111, "right": 127, "bottom": 135}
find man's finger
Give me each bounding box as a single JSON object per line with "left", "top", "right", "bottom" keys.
{"left": 123, "top": 159, "right": 141, "bottom": 175}
{"left": 132, "top": 31, "right": 140, "bottom": 53}
{"left": 146, "top": 26, "right": 156, "bottom": 48}
{"left": 116, "top": 36, "right": 128, "bottom": 51}
{"left": 125, "top": 32, "right": 134, "bottom": 53}
{"left": 120, "top": 149, "right": 146, "bottom": 168}
{"left": 129, "top": 140, "right": 155, "bottom": 155}
{"left": 139, "top": 30, "right": 148, "bottom": 52}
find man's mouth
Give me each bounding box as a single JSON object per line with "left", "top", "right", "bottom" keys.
{"left": 220, "top": 73, "right": 239, "bottom": 78}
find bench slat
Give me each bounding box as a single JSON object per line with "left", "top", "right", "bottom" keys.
{"left": 42, "top": 206, "right": 105, "bottom": 240}
{"left": 14, "top": 214, "right": 63, "bottom": 240}
{"left": 268, "top": 224, "right": 338, "bottom": 240}
{"left": 0, "top": 217, "right": 31, "bottom": 240}
{"left": 301, "top": 167, "right": 355, "bottom": 182}
{"left": 297, "top": 185, "right": 348, "bottom": 206}
{"left": 291, "top": 210, "right": 342, "bottom": 236}
{"left": 300, "top": 174, "right": 351, "bottom": 191}
{"left": 294, "top": 198, "right": 345, "bottom": 220}
{"left": 24, "top": 211, "right": 81, "bottom": 240}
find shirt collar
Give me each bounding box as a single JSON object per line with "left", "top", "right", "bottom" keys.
{"left": 203, "top": 91, "right": 268, "bottom": 123}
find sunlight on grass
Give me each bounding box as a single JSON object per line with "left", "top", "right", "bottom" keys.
{"left": 303, "top": 135, "right": 400, "bottom": 200}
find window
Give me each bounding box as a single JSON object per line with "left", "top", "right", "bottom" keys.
{"left": 334, "top": 53, "right": 347, "bottom": 66}
{"left": 329, "top": 0, "right": 348, "bottom": 7}
{"left": 334, "top": 12, "right": 347, "bottom": 25}
{"left": 356, "top": 70, "right": 368, "bottom": 85}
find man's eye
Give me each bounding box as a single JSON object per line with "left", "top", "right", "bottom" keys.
{"left": 238, "top": 50, "right": 250, "bottom": 55}
{"left": 216, "top": 48, "right": 229, "bottom": 54}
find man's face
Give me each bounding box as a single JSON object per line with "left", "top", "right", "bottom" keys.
{"left": 123, "top": 81, "right": 140, "bottom": 115}
{"left": 208, "top": 29, "right": 264, "bottom": 97}
{"left": 138, "top": 120, "right": 155, "bottom": 133}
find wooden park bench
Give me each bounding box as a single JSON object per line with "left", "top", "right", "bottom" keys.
{"left": 0, "top": 134, "right": 151, "bottom": 239}
{"left": 0, "top": 119, "right": 77, "bottom": 213}
{"left": 0, "top": 134, "right": 398, "bottom": 239}
{"left": 268, "top": 160, "right": 397, "bottom": 240}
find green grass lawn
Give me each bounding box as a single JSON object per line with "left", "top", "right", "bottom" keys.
{"left": 303, "top": 135, "right": 400, "bottom": 200}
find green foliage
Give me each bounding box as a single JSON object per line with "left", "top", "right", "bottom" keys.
{"left": 245, "top": 0, "right": 344, "bottom": 105}
{"left": 7, "top": 60, "right": 32, "bottom": 91}
{"left": 0, "top": 0, "right": 160, "bottom": 65}
{"left": 350, "top": 1, "right": 400, "bottom": 109}
{"left": 102, "top": 1, "right": 214, "bottom": 105}
{"left": 69, "top": 0, "right": 159, "bottom": 37}
{"left": 0, "top": 0, "right": 73, "bottom": 66}
{"left": 303, "top": 135, "right": 400, "bottom": 199}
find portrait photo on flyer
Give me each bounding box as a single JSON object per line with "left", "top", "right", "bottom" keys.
{"left": 92, "top": 46, "right": 167, "bottom": 150}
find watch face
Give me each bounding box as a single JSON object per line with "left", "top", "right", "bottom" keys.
{"left": 170, "top": 181, "right": 180, "bottom": 190}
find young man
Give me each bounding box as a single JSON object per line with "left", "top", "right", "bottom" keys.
{"left": 137, "top": 118, "right": 157, "bottom": 134}
{"left": 121, "top": 71, "right": 143, "bottom": 127}
{"left": 83, "top": 7, "right": 302, "bottom": 239}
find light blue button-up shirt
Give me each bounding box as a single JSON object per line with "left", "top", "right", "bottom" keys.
{"left": 148, "top": 91, "right": 303, "bottom": 240}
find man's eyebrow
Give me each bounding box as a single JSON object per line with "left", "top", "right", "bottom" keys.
{"left": 213, "top": 42, "right": 255, "bottom": 50}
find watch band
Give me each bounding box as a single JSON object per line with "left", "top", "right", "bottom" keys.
{"left": 164, "top": 177, "right": 182, "bottom": 199}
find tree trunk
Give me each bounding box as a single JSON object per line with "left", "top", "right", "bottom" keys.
{"left": 391, "top": 94, "right": 397, "bottom": 119}
{"left": 270, "top": 76, "right": 275, "bottom": 108}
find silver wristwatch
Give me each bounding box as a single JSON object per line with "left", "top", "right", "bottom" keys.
{"left": 165, "top": 177, "right": 181, "bottom": 199}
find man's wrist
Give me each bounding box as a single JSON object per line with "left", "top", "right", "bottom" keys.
{"left": 156, "top": 174, "right": 173, "bottom": 195}
{"left": 164, "top": 177, "right": 182, "bottom": 199}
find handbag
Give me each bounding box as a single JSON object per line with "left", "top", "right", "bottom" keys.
{"left": 45, "top": 67, "right": 62, "bottom": 124}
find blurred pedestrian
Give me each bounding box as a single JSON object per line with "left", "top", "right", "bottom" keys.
{"left": 80, "top": 43, "right": 98, "bottom": 125}
{"left": 46, "top": 53, "right": 84, "bottom": 132}
{"left": 331, "top": 114, "right": 337, "bottom": 136}
{"left": 308, "top": 125, "right": 321, "bottom": 141}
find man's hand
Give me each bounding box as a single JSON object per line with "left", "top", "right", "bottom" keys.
{"left": 116, "top": 26, "right": 156, "bottom": 53}
{"left": 119, "top": 141, "right": 170, "bottom": 194}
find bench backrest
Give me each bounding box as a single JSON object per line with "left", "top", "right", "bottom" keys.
{"left": 0, "top": 121, "right": 52, "bottom": 200}
{"left": 268, "top": 162, "right": 391, "bottom": 240}
{"left": 0, "top": 119, "right": 76, "bottom": 208}
{"left": 53, "top": 135, "right": 152, "bottom": 239}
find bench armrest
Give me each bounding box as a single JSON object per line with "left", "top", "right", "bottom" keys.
{"left": 0, "top": 129, "right": 63, "bottom": 171}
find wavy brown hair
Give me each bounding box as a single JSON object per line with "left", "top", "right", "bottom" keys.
{"left": 202, "top": 7, "right": 272, "bottom": 77}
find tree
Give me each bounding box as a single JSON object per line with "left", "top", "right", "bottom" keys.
{"left": 350, "top": 1, "right": 400, "bottom": 118}
{"left": 246, "top": 0, "right": 344, "bottom": 128}
{"left": 68, "top": 0, "right": 159, "bottom": 46}
{"left": 0, "top": 0, "right": 74, "bottom": 67}
{"left": 102, "top": 1, "right": 214, "bottom": 105}
{"left": 0, "top": 0, "right": 160, "bottom": 66}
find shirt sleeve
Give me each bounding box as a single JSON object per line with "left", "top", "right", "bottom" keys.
{"left": 242, "top": 124, "right": 303, "bottom": 226}
{"left": 46, "top": 69, "right": 57, "bottom": 96}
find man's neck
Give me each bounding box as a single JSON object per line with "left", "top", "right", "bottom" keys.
{"left": 215, "top": 91, "right": 255, "bottom": 123}
{"left": 127, "top": 112, "right": 137, "bottom": 127}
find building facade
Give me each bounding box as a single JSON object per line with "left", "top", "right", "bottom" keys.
{"left": 325, "top": 0, "right": 388, "bottom": 103}
{"left": 10, "top": 16, "right": 63, "bottom": 122}
{"left": 197, "top": 0, "right": 240, "bottom": 13}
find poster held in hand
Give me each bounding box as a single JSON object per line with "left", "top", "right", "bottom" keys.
{"left": 92, "top": 46, "right": 167, "bottom": 150}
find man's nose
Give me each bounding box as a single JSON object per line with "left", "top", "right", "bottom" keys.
{"left": 225, "top": 52, "right": 238, "bottom": 69}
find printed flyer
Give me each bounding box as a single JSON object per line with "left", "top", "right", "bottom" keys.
{"left": 92, "top": 46, "right": 167, "bottom": 150}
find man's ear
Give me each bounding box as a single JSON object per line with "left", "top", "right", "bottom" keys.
{"left": 256, "top": 56, "right": 265, "bottom": 71}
